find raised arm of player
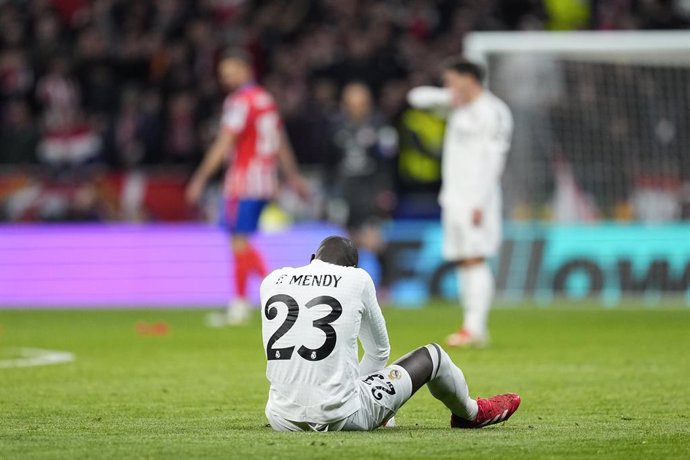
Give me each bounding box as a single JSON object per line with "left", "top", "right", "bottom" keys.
{"left": 277, "top": 130, "right": 310, "bottom": 199}
{"left": 358, "top": 274, "right": 390, "bottom": 376}
{"left": 185, "top": 130, "right": 235, "bottom": 205}
{"left": 407, "top": 86, "right": 454, "bottom": 112}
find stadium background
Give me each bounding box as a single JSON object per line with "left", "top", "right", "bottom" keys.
{"left": 2, "top": 0, "right": 690, "bottom": 307}
{"left": 2, "top": 2, "right": 690, "bottom": 459}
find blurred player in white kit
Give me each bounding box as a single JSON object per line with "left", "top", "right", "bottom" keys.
{"left": 261, "top": 236, "right": 520, "bottom": 432}
{"left": 408, "top": 57, "right": 513, "bottom": 348}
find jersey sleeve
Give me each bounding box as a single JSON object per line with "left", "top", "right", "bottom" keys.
{"left": 221, "top": 97, "right": 249, "bottom": 135}
{"left": 407, "top": 86, "right": 453, "bottom": 116}
{"left": 358, "top": 271, "right": 390, "bottom": 376}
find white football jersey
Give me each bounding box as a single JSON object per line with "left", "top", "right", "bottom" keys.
{"left": 260, "top": 259, "right": 390, "bottom": 424}
{"left": 408, "top": 87, "right": 513, "bottom": 212}
{"left": 441, "top": 90, "right": 512, "bottom": 212}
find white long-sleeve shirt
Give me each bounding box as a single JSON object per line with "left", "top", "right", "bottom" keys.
{"left": 407, "top": 86, "right": 513, "bottom": 211}
{"left": 261, "top": 259, "right": 390, "bottom": 424}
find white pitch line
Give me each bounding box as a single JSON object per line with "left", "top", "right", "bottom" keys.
{"left": 0, "top": 348, "right": 75, "bottom": 369}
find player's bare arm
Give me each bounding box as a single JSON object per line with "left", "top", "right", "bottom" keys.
{"left": 277, "top": 130, "right": 309, "bottom": 199}
{"left": 185, "top": 129, "right": 235, "bottom": 205}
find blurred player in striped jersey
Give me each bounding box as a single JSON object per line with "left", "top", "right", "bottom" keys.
{"left": 408, "top": 57, "right": 513, "bottom": 347}
{"left": 186, "top": 49, "right": 307, "bottom": 325}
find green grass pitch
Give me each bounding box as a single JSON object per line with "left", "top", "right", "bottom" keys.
{"left": 1, "top": 303, "right": 689, "bottom": 459}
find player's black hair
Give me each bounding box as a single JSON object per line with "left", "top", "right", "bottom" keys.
{"left": 312, "top": 236, "right": 359, "bottom": 267}
{"left": 443, "top": 56, "right": 484, "bottom": 83}
{"left": 220, "top": 47, "right": 253, "bottom": 66}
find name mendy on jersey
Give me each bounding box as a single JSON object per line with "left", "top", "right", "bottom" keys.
{"left": 278, "top": 273, "right": 343, "bottom": 288}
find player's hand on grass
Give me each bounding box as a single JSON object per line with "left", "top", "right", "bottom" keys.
{"left": 472, "top": 209, "right": 483, "bottom": 227}
{"left": 382, "top": 416, "right": 396, "bottom": 428}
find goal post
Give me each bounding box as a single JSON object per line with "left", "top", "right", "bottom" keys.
{"left": 464, "top": 31, "right": 690, "bottom": 223}
{"left": 465, "top": 31, "right": 690, "bottom": 63}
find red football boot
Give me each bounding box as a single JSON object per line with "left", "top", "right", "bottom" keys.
{"left": 451, "top": 393, "right": 521, "bottom": 428}
{"left": 445, "top": 329, "right": 489, "bottom": 348}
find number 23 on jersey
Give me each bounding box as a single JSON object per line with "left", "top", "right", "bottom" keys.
{"left": 264, "top": 294, "right": 342, "bottom": 362}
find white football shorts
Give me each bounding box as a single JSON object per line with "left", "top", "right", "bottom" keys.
{"left": 265, "top": 365, "right": 413, "bottom": 432}
{"left": 442, "top": 195, "right": 502, "bottom": 260}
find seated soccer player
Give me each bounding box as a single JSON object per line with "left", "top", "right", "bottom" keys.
{"left": 260, "top": 236, "right": 520, "bottom": 432}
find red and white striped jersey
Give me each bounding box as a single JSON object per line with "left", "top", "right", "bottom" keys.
{"left": 221, "top": 83, "right": 282, "bottom": 199}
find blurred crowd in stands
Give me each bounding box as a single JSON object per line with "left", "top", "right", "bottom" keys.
{"left": 1, "top": 0, "right": 689, "bottom": 223}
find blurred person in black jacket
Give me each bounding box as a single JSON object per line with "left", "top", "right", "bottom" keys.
{"left": 328, "top": 82, "right": 397, "bottom": 285}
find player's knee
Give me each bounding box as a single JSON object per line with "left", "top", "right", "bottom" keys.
{"left": 425, "top": 343, "right": 445, "bottom": 376}
{"left": 457, "top": 257, "right": 485, "bottom": 268}
{"left": 231, "top": 235, "right": 249, "bottom": 251}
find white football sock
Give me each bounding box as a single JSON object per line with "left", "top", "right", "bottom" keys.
{"left": 458, "top": 262, "right": 495, "bottom": 338}
{"left": 226, "top": 298, "right": 250, "bottom": 324}
{"left": 425, "top": 344, "right": 478, "bottom": 420}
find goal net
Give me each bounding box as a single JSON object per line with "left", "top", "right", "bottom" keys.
{"left": 465, "top": 31, "right": 690, "bottom": 223}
